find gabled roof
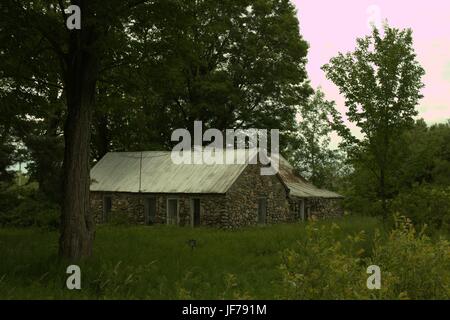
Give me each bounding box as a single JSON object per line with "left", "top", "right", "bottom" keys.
{"left": 90, "top": 150, "right": 343, "bottom": 198}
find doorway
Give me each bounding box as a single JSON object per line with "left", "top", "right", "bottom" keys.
{"left": 167, "top": 198, "right": 178, "bottom": 225}
{"left": 258, "top": 197, "right": 267, "bottom": 224}
{"left": 144, "top": 197, "right": 156, "bottom": 225}
{"left": 300, "top": 199, "right": 305, "bottom": 221}
{"left": 192, "top": 198, "right": 200, "bottom": 227}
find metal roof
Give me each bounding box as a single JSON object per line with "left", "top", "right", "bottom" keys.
{"left": 278, "top": 156, "right": 343, "bottom": 199}
{"left": 90, "top": 150, "right": 343, "bottom": 198}
{"left": 90, "top": 150, "right": 255, "bottom": 194}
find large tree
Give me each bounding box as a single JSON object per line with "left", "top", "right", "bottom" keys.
{"left": 322, "top": 25, "right": 425, "bottom": 217}
{"left": 1, "top": 0, "right": 311, "bottom": 259}
{"left": 1, "top": 0, "right": 152, "bottom": 259}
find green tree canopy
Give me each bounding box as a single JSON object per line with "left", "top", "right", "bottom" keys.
{"left": 290, "top": 88, "right": 343, "bottom": 188}
{"left": 322, "top": 24, "right": 425, "bottom": 217}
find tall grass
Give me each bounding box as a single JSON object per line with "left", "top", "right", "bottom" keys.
{"left": 0, "top": 216, "right": 448, "bottom": 299}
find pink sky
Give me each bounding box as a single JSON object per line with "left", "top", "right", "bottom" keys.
{"left": 292, "top": 0, "right": 450, "bottom": 143}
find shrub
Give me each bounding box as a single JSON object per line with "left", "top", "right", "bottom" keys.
{"left": 343, "top": 194, "right": 383, "bottom": 217}
{"left": 279, "top": 216, "right": 450, "bottom": 299}
{"left": 391, "top": 185, "right": 450, "bottom": 232}
{"left": 0, "top": 197, "right": 60, "bottom": 229}
{"left": 0, "top": 184, "right": 59, "bottom": 229}
{"left": 0, "top": 185, "right": 20, "bottom": 214}
{"left": 368, "top": 216, "right": 450, "bottom": 299}
{"left": 279, "top": 223, "right": 369, "bottom": 299}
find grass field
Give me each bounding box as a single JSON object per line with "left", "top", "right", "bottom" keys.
{"left": 0, "top": 216, "right": 448, "bottom": 300}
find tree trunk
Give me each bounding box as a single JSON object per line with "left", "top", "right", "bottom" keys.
{"left": 59, "top": 9, "right": 99, "bottom": 260}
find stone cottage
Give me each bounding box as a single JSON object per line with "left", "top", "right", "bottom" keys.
{"left": 90, "top": 150, "right": 343, "bottom": 228}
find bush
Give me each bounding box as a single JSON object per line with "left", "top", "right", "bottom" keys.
{"left": 368, "top": 216, "right": 450, "bottom": 299}
{"left": 0, "top": 182, "right": 22, "bottom": 213}
{"left": 279, "top": 215, "right": 450, "bottom": 299}
{"left": 343, "top": 195, "right": 383, "bottom": 217}
{"left": 279, "top": 223, "right": 369, "bottom": 299}
{"left": 0, "top": 183, "right": 59, "bottom": 229}
{"left": 4, "top": 197, "right": 60, "bottom": 229}
{"left": 391, "top": 185, "right": 450, "bottom": 232}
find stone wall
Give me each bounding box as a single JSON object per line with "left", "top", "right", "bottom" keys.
{"left": 224, "top": 164, "right": 293, "bottom": 228}
{"left": 287, "top": 196, "right": 343, "bottom": 221}
{"left": 307, "top": 198, "right": 344, "bottom": 220}
{"left": 91, "top": 192, "right": 226, "bottom": 227}
{"left": 157, "top": 194, "right": 227, "bottom": 227}
{"left": 91, "top": 192, "right": 145, "bottom": 225}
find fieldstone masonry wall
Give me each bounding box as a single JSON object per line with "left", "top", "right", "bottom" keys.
{"left": 308, "top": 198, "right": 344, "bottom": 220}
{"left": 91, "top": 193, "right": 144, "bottom": 225}
{"left": 224, "top": 164, "right": 292, "bottom": 228}
{"left": 91, "top": 192, "right": 227, "bottom": 227}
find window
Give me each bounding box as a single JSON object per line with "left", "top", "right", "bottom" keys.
{"left": 103, "top": 196, "right": 112, "bottom": 223}
{"left": 191, "top": 198, "right": 201, "bottom": 227}
{"left": 167, "top": 198, "right": 179, "bottom": 225}
{"left": 258, "top": 197, "right": 267, "bottom": 224}
{"left": 144, "top": 197, "right": 157, "bottom": 225}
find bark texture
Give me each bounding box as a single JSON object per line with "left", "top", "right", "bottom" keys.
{"left": 59, "top": 1, "right": 98, "bottom": 260}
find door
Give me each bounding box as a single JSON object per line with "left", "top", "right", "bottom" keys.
{"left": 167, "top": 198, "right": 178, "bottom": 225}
{"left": 144, "top": 197, "right": 156, "bottom": 225}
{"left": 258, "top": 197, "right": 267, "bottom": 224}
{"left": 192, "top": 198, "right": 200, "bottom": 227}
{"left": 300, "top": 200, "right": 305, "bottom": 221}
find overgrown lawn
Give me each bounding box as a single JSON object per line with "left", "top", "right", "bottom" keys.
{"left": 0, "top": 216, "right": 448, "bottom": 299}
